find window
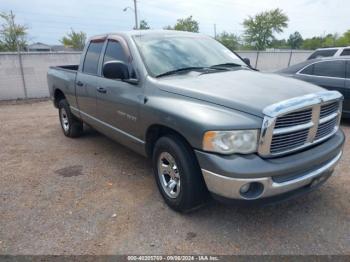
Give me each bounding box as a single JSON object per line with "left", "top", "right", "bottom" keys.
{"left": 133, "top": 35, "right": 245, "bottom": 77}
{"left": 83, "top": 41, "right": 104, "bottom": 74}
{"left": 347, "top": 62, "right": 350, "bottom": 78}
{"left": 313, "top": 60, "right": 346, "bottom": 78}
{"left": 300, "top": 64, "right": 314, "bottom": 75}
{"left": 307, "top": 49, "right": 337, "bottom": 60}
{"left": 103, "top": 40, "right": 128, "bottom": 64}
{"left": 340, "top": 49, "right": 350, "bottom": 56}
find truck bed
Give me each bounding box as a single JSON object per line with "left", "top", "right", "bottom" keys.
{"left": 47, "top": 65, "right": 79, "bottom": 108}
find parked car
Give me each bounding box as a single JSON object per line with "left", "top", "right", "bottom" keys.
{"left": 278, "top": 57, "right": 350, "bottom": 118}
{"left": 307, "top": 47, "right": 350, "bottom": 60}
{"left": 47, "top": 30, "right": 344, "bottom": 212}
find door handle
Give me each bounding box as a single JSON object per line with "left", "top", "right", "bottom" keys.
{"left": 97, "top": 87, "right": 107, "bottom": 94}
{"left": 76, "top": 81, "right": 84, "bottom": 87}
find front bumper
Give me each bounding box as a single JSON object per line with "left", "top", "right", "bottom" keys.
{"left": 195, "top": 130, "right": 345, "bottom": 200}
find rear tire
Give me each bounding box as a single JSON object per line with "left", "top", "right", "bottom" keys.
{"left": 58, "top": 99, "right": 83, "bottom": 138}
{"left": 152, "top": 135, "right": 209, "bottom": 212}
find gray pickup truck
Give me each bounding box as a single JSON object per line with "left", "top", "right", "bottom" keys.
{"left": 48, "top": 30, "right": 345, "bottom": 212}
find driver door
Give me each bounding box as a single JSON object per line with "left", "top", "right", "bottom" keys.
{"left": 96, "top": 37, "right": 143, "bottom": 140}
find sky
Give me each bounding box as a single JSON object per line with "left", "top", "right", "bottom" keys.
{"left": 1, "top": 0, "right": 349, "bottom": 44}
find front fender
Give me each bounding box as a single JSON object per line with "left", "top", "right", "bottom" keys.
{"left": 140, "top": 92, "right": 262, "bottom": 149}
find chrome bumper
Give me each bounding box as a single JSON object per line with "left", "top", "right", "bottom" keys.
{"left": 201, "top": 151, "right": 342, "bottom": 200}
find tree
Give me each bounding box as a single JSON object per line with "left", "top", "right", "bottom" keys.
{"left": 336, "top": 30, "right": 350, "bottom": 46}
{"left": 288, "top": 31, "right": 303, "bottom": 49}
{"left": 165, "top": 16, "right": 199, "bottom": 33}
{"left": 271, "top": 38, "right": 288, "bottom": 49}
{"left": 302, "top": 36, "right": 323, "bottom": 50}
{"left": 60, "top": 29, "right": 86, "bottom": 50}
{"left": 0, "top": 11, "right": 28, "bottom": 51}
{"left": 243, "top": 8, "right": 288, "bottom": 50}
{"left": 139, "top": 20, "right": 150, "bottom": 30}
{"left": 217, "top": 31, "right": 240, "bottom": 51}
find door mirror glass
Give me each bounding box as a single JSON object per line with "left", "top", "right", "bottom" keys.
{"left": 103, "top": 60, "right": 130, "bottom": 80}
{"left": 243, "top": 58, "right": 251, "bottom": 66}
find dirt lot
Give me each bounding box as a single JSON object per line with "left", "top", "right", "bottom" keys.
{"left": 0, "top": 100, "right": 349, "bottom": 255}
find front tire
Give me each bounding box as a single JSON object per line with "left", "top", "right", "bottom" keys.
{"left": 152, "top": 135, "right": 209, "bottom": 212}
{"left": 58, "top": 99, "right": 83, "bottom": 138}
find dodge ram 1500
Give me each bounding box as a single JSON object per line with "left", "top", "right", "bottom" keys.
{"left": 47, "top": 30, "right": 345, "bottom": 212}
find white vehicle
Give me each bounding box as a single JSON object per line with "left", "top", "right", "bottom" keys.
{"left": 307, "top": 46, "right": 350, "bottom": 60}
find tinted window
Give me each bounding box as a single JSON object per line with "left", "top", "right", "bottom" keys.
{"left": 313, "top": 60, "right": 345, "bottom": 78}
{"left": 308, "top": 49, "right": 337, "bottom": 60}
{"left": 83, "top": 41, "right": 104, "bottom": 74}
{"left": 300, "top": 64, "right": 314, "bottom": 75}
{"left": 340, "top": 49, "right": 350, "bottom": 56}
{"left": 103, "top": 40, "right": 128, "bottom": 64}
{"left": 347, "top": 62, "right": 350, "bottom": 78}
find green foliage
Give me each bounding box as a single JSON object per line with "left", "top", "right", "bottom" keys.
{"left": 139, "top": 20, "right": 150, "bottom": 30}
{"left": 243, "top": 8, "right": 288, "bottom": 50}
{"left": 301, "top": 31, "right": 350, "bottom": 50}
{"left": 288, "top": 31, "right": 303, "bottom": 49}
{"left": 60, "top": 29, "right": 86, "bottom": 50}
{"left": 216, "top": 31, "right": 240, "bottom": 51}
{"left": 0, "top": 11, "right": 28, "bottom": 51}
{"left": 165, "top": 16, "right": 199, "bottom": 33}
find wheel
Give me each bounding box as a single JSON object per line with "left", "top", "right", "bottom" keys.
{"left": 152, "top": 135, "right": 209, "bottom": 212}
{"left": 58, "top": 99, "right": 83, "bottom": 138}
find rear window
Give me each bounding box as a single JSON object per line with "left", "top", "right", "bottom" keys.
{"left": 340, "top": 49, "right": 350, "bottom": 56}
{"left": 307, "top": 49, "right": 337, "bottom": 60}
{"left": 313, "top": 60, "right": 346, "bottom": 78}
{"left": 83, "top": 41, "right": 104, "bottom": 74}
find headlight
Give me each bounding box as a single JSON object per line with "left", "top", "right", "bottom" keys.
{"left": 202, "top": 130, "right": 258, "bottom": 154}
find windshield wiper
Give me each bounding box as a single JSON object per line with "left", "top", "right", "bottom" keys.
{"left": 210, "top": 62, "right": 243, "bottom": 69}
{"left": 155, "top": 67, "right": 210, "bottom": 78}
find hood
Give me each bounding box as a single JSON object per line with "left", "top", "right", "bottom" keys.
{"left": 155, "top": 69, "right": 323, "bottom": 117}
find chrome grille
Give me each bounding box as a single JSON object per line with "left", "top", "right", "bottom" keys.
{"left": 258, "top": 91, "right": 343, "bottom": 157}
{"left": 270, "top": 129, "right": 309, "bottom": 154}
{"left": 320, "top": 102, "right": 339, "bottom": 118}
{"left": 316, "top": 117, "right": 338, "bottom": 140}
{"left": 274, "top": 108, "right": 312, "bottom": 128}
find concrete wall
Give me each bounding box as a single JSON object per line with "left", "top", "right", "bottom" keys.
{"left": 0, "top": 50, "right": 312, "bottom": 100}
{"left": 0, "top": 52, "right": 80, "bottom": 100}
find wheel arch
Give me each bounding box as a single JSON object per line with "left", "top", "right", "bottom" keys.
{"left": 145, "top": 124, "right": 195, "bottom": 158}
{"left": 53, "top": 88, "right": 66, "bottom": 108}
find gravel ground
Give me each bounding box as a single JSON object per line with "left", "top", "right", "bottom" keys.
{"left": 0, "top": 100, "right": 349, "bottom": 255}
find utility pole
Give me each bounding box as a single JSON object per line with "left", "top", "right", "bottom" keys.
{"left": 133, "top": 0, "right": 139, "bottom": 30}
{"left": 213, "top": 24, "right": 217, "bottom": 39}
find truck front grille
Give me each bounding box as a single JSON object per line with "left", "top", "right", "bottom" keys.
{"left": 258, "top": 92, "right": 343, "bottom": 157}
{"left": 274, "top": 108, "right": 312, "bottom": 128}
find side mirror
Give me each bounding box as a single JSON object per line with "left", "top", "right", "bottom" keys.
{"left": 243, "top": 58, "right": 251, "bottom": 67}
{"left": 103, "top": 60, "right": 130, "bottom": 80}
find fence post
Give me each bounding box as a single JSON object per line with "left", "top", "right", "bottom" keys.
{"left": 17, "top": 51, "right": 27, "bottom": 99}
{"left": 255, "top": 51, "right": 260, "bottom": 69}
{"left": 287, "top": 49, "right": 293, "bottom": 67}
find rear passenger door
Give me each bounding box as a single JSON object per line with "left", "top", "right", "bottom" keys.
{"left": 75, "top": 39, "right": 105, "bottom": 121}
{"left": 96, "top": 37, "right": 144, "bottom": 140}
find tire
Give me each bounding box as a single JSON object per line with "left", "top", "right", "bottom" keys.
{"left": 152, "top": 134, "right": 209, "bottom": 212}
{"left": 58, "top": 99, "right": 83, "bottom": 138}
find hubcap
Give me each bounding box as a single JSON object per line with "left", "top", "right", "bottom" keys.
{"left": 157, "top": 152, "right": 181, "bottom": 198}
{"left": 60, "top": 108, "right": 69, "bottom": 132}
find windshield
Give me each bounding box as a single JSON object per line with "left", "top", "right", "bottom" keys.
{"left": 133, "top": 34, "right": 246, "bottom": 77}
